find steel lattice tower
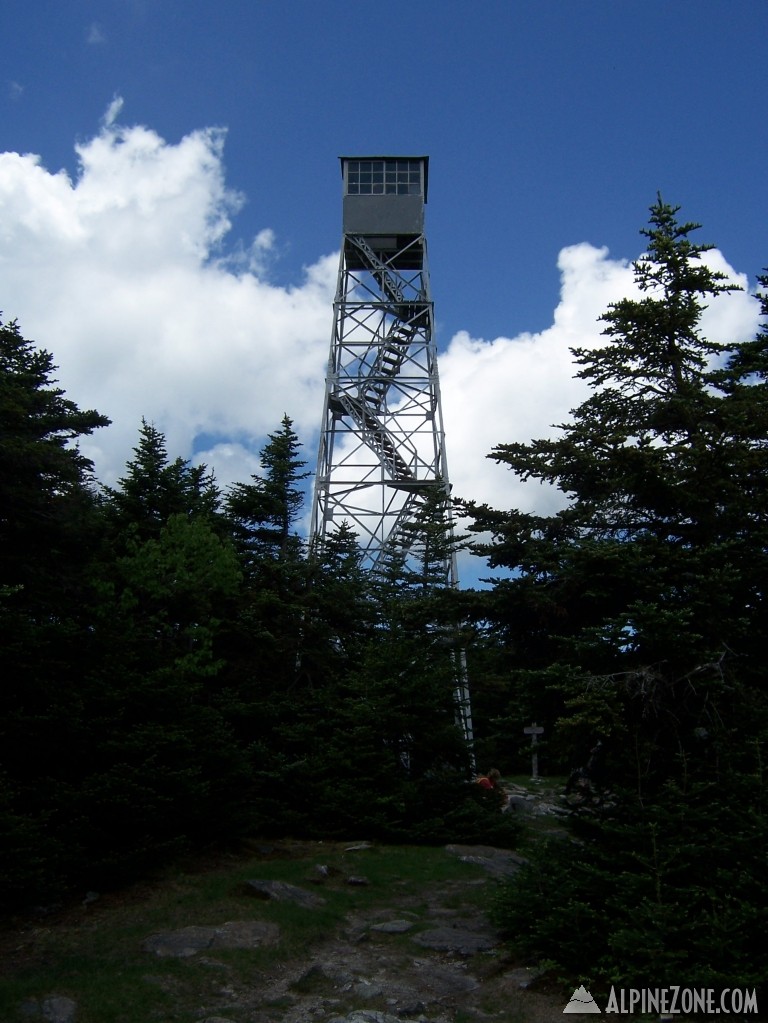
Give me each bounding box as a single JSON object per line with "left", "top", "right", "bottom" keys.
{"left": 311, "top": 156, "right": 473, "bottom": 749}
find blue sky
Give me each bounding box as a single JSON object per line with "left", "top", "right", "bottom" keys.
{"left": 4, "top": 1, "right": 765, "bottom": 336}
{"left": 0, "top": 1, "right": 765, "bottom": 565}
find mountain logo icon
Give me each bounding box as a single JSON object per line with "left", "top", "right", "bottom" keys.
{"left": 563, "top": 985, "right": 602, "bottom": 1013}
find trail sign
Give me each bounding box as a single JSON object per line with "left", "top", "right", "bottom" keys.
{"left": 523, "top": 722, "right": 544, "bottom": 779}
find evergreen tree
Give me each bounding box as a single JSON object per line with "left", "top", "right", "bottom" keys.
{"left": 0, "top": 317, "right": 110, "bottom": 904}
{"left": 225, "top": 414, "right": 310, "bottom": 565}
{"left": 309, "top": 491, "right": 477, "bottom": 836}
{"left": 463, "top": 200, "right": 768, "bottom": 988}
{"left": 0, "top": 316, "right": 110, "bottom": 602}
{"left": 384, "top": 483, "right": 461, "bottom": 591}
{"left": 280, "top": 513, "right": 505, "bottom": 843}
{"left": 304, "top": 519, "right": 377, "bottom": 679}
{"left": 104, "top": 418, "right": 221, "bottom": 544}
{"left": 464, "top": 199, "right": 758, "bottom": 784}
{"left": 218, "top": 417, "right": 313, "bottom": 827}
{"left": 80, "top": 421, "right": 250, "bottom": 876}
{"left": 77, "top": 509, "right": 247, "bottom": 882}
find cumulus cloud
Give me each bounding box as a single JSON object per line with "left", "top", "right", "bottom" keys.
{"left": 0, "top": 105, "right": 760, "bottom": 534}
{"left": 0, "top": 104, "right": 336, "bottom": 489}
{"left": 441, "top": 244, "right": 760, "bottom": 518}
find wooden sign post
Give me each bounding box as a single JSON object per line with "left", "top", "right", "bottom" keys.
{"left": 523, "top": 722, "right": 544, "bottom": 779}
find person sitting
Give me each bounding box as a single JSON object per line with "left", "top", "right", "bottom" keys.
{"left": 475, "top": 768, "right": 511, "bottom": 810}
{"left": 476, "top": 767, "right": 503, "bottom": 791}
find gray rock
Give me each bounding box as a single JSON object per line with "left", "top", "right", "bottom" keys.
{"left": 444, "top": 843, "right": 527, "bottom": 876}
{"left": 143, "top": 920, "right": 279, "bottom": 958}
{"left": 328, "top": 1013, "right": 401, "bottom": 1023}
{"left": 506, "top": 793, "right": 534, "bottom": 811}
{"left": 370, "top": 919, "right": 414, "bottom": 934}
{"left": 43, "top": 1004, "right": 77, "bottom": 1023}
{"left": 504, "top": 966, "right": 539, "bottom": 989}
{"left": 417, "top": 962, "right": 481, "bottom": 996}
{"left": 393, "top": 1000, "right": 425, "bottom": 1017}
{"left": 209, "top": 919, "right": 280, "bottom": 950}
{"left": 241, "top": 878, "right": 326, "bottom": 908}
{"left": 352, "top": 979, "right": 384, "bottom": 999}
{"left": 143, "top": 925, "right": 218, "bottom": 958}
{"left": 412, "top": 926, "right": 497, "bottom": 954}
{"left": 20, "top": 996, "right": 78, "bottom": 1023}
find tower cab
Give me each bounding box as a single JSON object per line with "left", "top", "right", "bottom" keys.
{"left": 341, "top": 156, "right": 428, "bottom": 270}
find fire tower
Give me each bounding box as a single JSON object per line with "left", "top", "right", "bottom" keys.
{"left": 311, "top": 156, "right": 457, "bottom": 575}
{"left": 311, "top": 156, "right": 473, "bottom": 748}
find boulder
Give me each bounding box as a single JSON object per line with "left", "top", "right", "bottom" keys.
{"left": 240, "top": 879, "right": 326, "bottom": 908}
{"left": 143, "top": 920, "right": 279, "bottom": 958}
{"left": 412, "top": 926, "right": 497, "bottom": 954}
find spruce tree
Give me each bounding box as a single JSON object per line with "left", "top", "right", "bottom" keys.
{"left": 0, "top": 317, "right": 110, "bottom": 904}
{"left": 0, "top": 317, "right": 110, "bottom": 603}
{"left": 218, "top": 417, "right": 313, "bottom": 828}
{"left": 105, "top": 418, "right": 221, "bottom": 544}
{"left": 463, "top": 200, "right": 768, "bottom": 988}
{"left": 225, "top": 413, "right": 310, "bottom": 565}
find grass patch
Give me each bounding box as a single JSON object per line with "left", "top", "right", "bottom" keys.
{"left": 0, "top": 840, "right": 490, "bottom": 1023}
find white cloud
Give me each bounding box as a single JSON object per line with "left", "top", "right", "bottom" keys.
{"left": 87, "top": 22, "right": 107, "bottom": 45}
{"left": 0, "top": 107, "right": 760, "bottom": 536}
{"left": 441, "top": 243, "right": 760, "bottom": 518}
{"left": 102, "top": 95, "right": 123, "bottom": 127}
{"left": 0, "top": 107, "right": 336, "bottom": 490}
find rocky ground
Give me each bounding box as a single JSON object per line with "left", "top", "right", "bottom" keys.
{"left": 7, "top": 784, "right": 574, "bottom": 1023}
{"left": 138, "top": 843, "right": 566, "bottom": 1023}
